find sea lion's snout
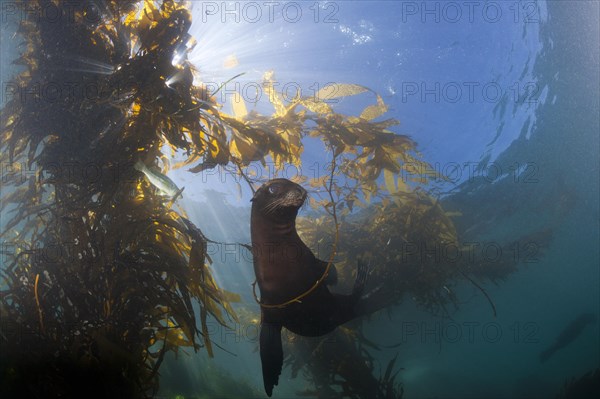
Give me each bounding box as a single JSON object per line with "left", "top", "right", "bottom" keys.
{"left": 286, "top": 187, "right": 307, "bottom": 207}
{"left": 278, "top": 183, "right": 306, "bottom": 208}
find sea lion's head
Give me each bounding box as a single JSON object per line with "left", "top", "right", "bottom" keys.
{"left": 251, "top": 178, "right": 307, "bottom": 220}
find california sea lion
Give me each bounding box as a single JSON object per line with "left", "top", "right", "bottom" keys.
{"left": 251, "top": 178, "right": 368, "bottom": 397}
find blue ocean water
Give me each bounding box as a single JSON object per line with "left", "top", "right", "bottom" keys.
{"left": 0, "top": 1, "right": 598, "bottom": 398}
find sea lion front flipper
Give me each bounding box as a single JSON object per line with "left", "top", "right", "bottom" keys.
{"left": 352, "top": 259, "right": 370, "bottom": 297}
{"left": 260, "top": 322, "right": 283, "bottom": 397}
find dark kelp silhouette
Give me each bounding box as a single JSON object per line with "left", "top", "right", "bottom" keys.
{"left": 287, "top": 325, "right": 404, "bottom": 399}
{"left": 555, "top": 368, "right": 600, "bottom": 399}
{"left": 1, "top": 1, "right": 239, "bottom": 397}
{"left": 539, "top": 313, "right": 597, "bottom": 363}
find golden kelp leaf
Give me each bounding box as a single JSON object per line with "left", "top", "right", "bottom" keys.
{"left": 360, "top": 94, "right": 388, "bottom": 121}
{"left": 263, "top": 70, "right": 275, "bottom": 81}
{"left": 230, "top": 136, "right": 260, "bottom": 161}
{"left": 229, "top": 139, "right": 242, "bottom": 159}
{"left": 383, "top": 169, "right": 397, "bottom": 194}
{"left": 220, "top": 290, "right": 242, "bottom": 303}
{"left": 136, "top": 0, "right": 161, "bottom": 31}
{"left": 309, "top": 175, "right": 330, "bottom": 188}
{"left": 373, "top": 118, "right": 401, "bottom": 130}
{"left": 263, "top": 71, "right": 286, "bottom": 116}
{"left": 131, "top": 102, "right": 141, "bottom": 115}
{"left": 200, "top": 306, "right": 214, "bottom": 357}
{"left": 155, "top": 325, "right": 194, "bottom": 348}
{"left": 298, "top": 98, "right": 332, "bottom": 114}
{"left": 396, "top": 175, "right": 409, "bottom": 193}
{"left": 209, "top": 138, "right": 220, "bottom": 158}
{"left": 315, "top": 83, "right": 369, "bottom": 101}
{"left": 124, "top": 7, "right": 140, "bottom": 26}
{"left": 160, "top": 155, "right": 171, "bottom": 173}
{"left": 231, "top": 92, "right": 247, "bottom": 119}
{"left": 223, "top": 54, "right": 239, "bottom": 69}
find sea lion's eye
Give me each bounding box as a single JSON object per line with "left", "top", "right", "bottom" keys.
{"left": 268, "top": 184, "right": 280, "bottom": 195}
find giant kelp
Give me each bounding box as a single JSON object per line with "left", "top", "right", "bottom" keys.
{"left": 555, "top": 369, "right": 600, "bottom": 399}
{"left": 297, "top": 193, "right": 554, "bottom": 319}
{"left": 286, "top": 326, "right": 404, "bottom": 399}
{"left": 0, "top": 1, "right": 236, "bottom": 397}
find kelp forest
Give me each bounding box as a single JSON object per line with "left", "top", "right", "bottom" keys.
{"left": 0, "top": 1, "right": 556, "bottom": 398}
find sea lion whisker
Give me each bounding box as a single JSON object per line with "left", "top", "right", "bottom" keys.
{"left": 263, "top": 204, "right": 278, "bottom": 215}
{"left": 262, "top": 198, "right": 286, "bottom": 214}
{"left": 261, "top": 200, "right": 277, "bottom": 213}
{"left": 263, "top": 198, "right": 283, "bottom": 212}
{"left": 300, "top": 197, "right": 310, "bottom": 211}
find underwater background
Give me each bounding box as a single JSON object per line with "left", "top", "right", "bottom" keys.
{"left": 0, "top": 1, "right": 598, "bottom": 398}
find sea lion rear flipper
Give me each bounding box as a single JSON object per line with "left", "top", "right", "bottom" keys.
{"left": 260, "top": 322, "right": 283, "bottom": 397}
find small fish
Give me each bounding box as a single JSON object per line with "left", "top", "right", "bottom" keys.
{"left": 539, "top": 312, "right": 597, "bottom": 363}
{"left": 134, "top": 160, "right": 184, "bottom": 201}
